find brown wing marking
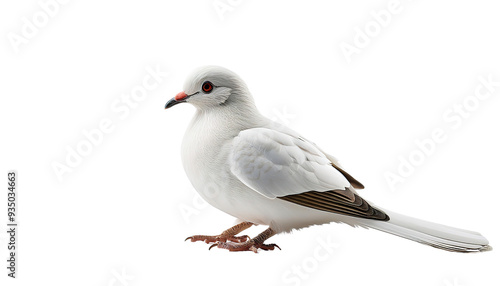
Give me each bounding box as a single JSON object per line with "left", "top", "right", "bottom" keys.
{"left": 280, "top": 190, "right": 389, "bottom": 221}
{"left": 331, "top": 162, "right": 365, "bottom": 189}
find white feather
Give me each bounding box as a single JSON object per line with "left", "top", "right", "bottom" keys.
{"left": 230, "top": 128, "right": 350, "bottom": 198}
{"left": 357, "top": 209, "right": 491, "bottom": 252}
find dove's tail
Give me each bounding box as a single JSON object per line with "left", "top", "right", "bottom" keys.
{"left": 357, "top": 209, "right": 492, "bottom": 252}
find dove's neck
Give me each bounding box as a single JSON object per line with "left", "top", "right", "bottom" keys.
{"left": 183, "top": 99, "right": 267, "bottom": 152}
{"left": 189, "top": 103, "right": 267, "bottom": 140}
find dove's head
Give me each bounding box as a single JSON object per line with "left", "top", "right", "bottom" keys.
{"left": 165, "top": 66, "right": 255, "bottom": 111}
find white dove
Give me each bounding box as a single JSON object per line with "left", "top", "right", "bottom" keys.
{"left": 165, "top": 66, "right": 491, "bottom": 253}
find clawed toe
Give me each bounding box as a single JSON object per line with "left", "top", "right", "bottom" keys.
{"left": 209, "top": 241, "right": 281, "bottom": 253}
{"left": 185, "top": 222, "right": 254, "bottom": 245}
{"left": 185, "top": 235, "right": 218, "bottom": 243}
{"left": 258, "top": 243, "right": 281, "bottom": 251}
{"left": 185, "top": 234, "right": 250, "bottom": 244}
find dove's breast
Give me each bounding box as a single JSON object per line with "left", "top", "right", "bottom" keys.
{"left": 180, "top": 110, "right": 257, "bottom": 212}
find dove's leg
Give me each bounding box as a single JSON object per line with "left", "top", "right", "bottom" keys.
{"left": 185, "top": 221, "right": 253, "bottom": 244}
{"left": 209, "top": 227, "right": 280, "bottom": 253}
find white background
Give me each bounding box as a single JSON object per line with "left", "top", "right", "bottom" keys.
{"left": 1, "top": 1, "right": 499, "bottom": 285}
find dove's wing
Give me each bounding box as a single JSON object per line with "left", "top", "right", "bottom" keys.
{"left": 269, "top": 123, "right": 365, "bottom": 190}
{"left": 230, "top": 127, "right": 355, "bottom": 198}
{"left": 229, "top": 128, "right": 388, "bottom": 221}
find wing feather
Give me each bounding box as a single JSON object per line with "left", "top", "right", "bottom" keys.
{"left": 280, "top": 191, "right": 389, "bottom": 221}
{"left": 230, "top": 128, "right": 351, "bottom": 198}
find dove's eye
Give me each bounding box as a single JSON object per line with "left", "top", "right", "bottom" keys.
{"left": 202, "top": 81, "right": 214, "bottom": 93}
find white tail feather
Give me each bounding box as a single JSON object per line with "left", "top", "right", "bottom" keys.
{"left": 358, "top": 209, "right": 492, "bottom": 253}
